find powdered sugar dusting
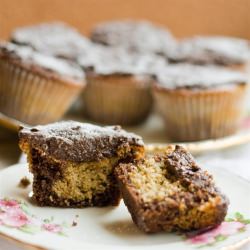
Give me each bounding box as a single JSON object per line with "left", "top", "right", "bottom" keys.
{"left": 78, "top": 45, "right": 167, "bottom": 75}
{"left": 169, "top": 36, "right": 250, "bottom": 65}
{"left": 29, "top": 121, "right": 142, "bottom": 142}
{"left": 91, "top": 20, "right": 176, "bottom": 55}
{"left": 155, "top": 64, "right": 247, "bottom": 89}
{"left": 0, "top": 42, "right": 84, "bottom": 81}
{"left": 19, "top": 121, "right": 144, "bottom": 162}
{"left": 11, "top": 22, "right": 91, "bottom": 60}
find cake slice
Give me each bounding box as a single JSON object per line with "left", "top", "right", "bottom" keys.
{"left": 19, "top": 121, "right": 144, "bottom": 207}
{"left": 115, "top": 145, "right": 229, "bottom": 233}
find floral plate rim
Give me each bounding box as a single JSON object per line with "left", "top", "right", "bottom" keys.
{"left": 0, "top": 164, "right": 250, "bottom": 250}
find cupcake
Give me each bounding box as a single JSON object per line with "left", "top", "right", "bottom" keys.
{"left": 78, "top": 46, "right": 167, "bottom": 125}
{"left": 153, "top": 64, "right": 248, "bottom": 141}
{"left": 168, "top": 36, "right": 250, "bottom": 71}
{"left": 0, "top": 41, "right": 85, "bottom": 125}
{"left": 90, "top": 20, "right": 176, "bottom": 57}
{"left": 11, "top": 22, "right": 91, "bottom": 60}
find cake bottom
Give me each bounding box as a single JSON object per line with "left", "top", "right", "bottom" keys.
{"left": 29, "top": 148, "right": 124, "bottom": 207}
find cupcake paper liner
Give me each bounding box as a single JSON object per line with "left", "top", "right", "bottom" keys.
{"left": 0, "top": 59, "right": 84, "bottom": 125}
{"left": 154, "top": 84, "right": 247, "bottom": 141}
{"left": 83, "top": 75, "right": 153, "bottom": 125}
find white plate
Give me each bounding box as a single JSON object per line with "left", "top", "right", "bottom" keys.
{"left": 0, "top": 164, "right": 250, "bottom": 250}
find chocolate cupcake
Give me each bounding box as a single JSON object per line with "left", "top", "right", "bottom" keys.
{"left": 90, "top": 20, "right": 176, "bottom": 56}
{"left": 168, "top": 36, "right": 250, "bottom": 71}
{"left": 153, "top": 64, "right": 248, "bottom": 141}
{"left": 78, "top": 46, "right": 167, "bottom": 125}
{"left": 19, "top": 121, "right": 144, "bottom": 207}
{"left": 0, "top": 41, "right": 85, "bottom": 125}
{"left": 11, "top": 22, "right": 91, "bottom": 60}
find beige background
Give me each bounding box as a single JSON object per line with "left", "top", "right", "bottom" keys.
{"left": 1, "top": 0, "right": 250, "bottom": 39}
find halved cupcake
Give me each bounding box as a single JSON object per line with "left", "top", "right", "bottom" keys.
{"left": 153, "top": 64, "right": 248, "bottom": 141}
{"left": 19, "top": 121, "right": 145, "bottom": 207}
{"left": 0, "top": 41, "right": 85, "bottom": 125}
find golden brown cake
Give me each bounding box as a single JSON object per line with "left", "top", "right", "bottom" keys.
{"left": 153, "top": 64, "right": 248, "bottom": 141}
{"left": 115, "top": 145, "right": 229, "bottom": 233}
{"left": 0, "top": 41, "right": 85, "bottom": 125}
{"left": 19, "top": 121, "right": 144, "bottom": 207}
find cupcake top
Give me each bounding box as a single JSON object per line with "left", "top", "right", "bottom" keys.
{"left": 19, "top": 121, "right": 144, "bottom": 162}
{"left": 154, "top": 64, "right": 247, "bottom": 90}
{"left": 90, "top": 20, "right": 176, "bottom": 56}
{"left": 0, "top": 42, "right": 85, "bottom": 84}
{"left": 11, "top": 22, "right": 91, "bottom": 60}
{"left": 78, "top": 45, "right": 167, "bottom": 76}
{"left": 169, "top": 36, "right": 250, "bottom": 65}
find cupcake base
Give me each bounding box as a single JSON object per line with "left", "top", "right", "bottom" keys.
{"left": 154, "top": 84, "right": 247, "bottom": 142}
{"left": 0, "top": 59, "right": 84, "bottom": 125}
{"left": 83, "top": 74, "right": 153, "bottom": 125}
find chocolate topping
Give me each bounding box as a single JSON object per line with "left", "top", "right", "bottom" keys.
{"left": 154, "top": 64, "right": 247, "bottom": 89}
{"left": 19, "top": 121, "right": 144, "bottom": 162}
{"left": 90, "top": 20, "right": 176, "bottom": 56}
{"left": 0, "top": 41, "right": 85, "bottom": 83}
{"left": 78, "top": 45, "right": 167, "bottom": 75}
{"left": 169, "top": 36, "right": 250, "bottom": 65}
{"left": 165, "top": 145, "right": 214, "bottom": 191}
{"left": 11, "top": 22, "right": 91, "bottom": 60}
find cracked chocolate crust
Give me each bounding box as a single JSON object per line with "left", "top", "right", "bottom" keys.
{"left": 115, "top": 145, "right": 229, "bottom": 233}
{"left": 19, "top": 121, "right": 144, "bottom": 163}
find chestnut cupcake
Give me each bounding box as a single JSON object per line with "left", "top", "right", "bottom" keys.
{"left": 153, "top": 64, "right": 248, "bottom": 141}
{"left": 0, "top": 41, "right": 85, "bottom": 125}
{"left": 168, "top": 36, "right": 250, "bottom": 72}
{"left": 78, "top": 46, "right": 167, "bottom": 125}
{"left": 11, "top": 22, "right": 91, "bottom": 60}
{"left": 90, "top": 20, "right": 176, "bottom": 57}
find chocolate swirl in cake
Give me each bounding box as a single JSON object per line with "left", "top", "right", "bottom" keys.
{"left": 19, "top": 121, "right": 144, "bottom": 162}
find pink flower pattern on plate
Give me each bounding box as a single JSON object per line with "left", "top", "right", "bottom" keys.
{"left": 42, "top": 223, "right": 63, "bottom": 233}
{"left": 242, "top": 117, "right": 250, "bottom": 129}
{"left": 0, "top": 208, "right": 29, "bottom": 227}
{"left": 0, "top": 198, "right": 70, "bottom": 235}
{"left": 1, "top": 198, "right": 249, "bottom": 247}
{"left": 186, "top": 212, "right": 250, "bottom": 247}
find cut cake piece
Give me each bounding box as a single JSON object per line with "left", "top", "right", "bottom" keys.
{"left": 19, "top": 121, "right": 144, "bottom": 207}
{"left": 115, "top": 145, "right": 229, "bottom": 233}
